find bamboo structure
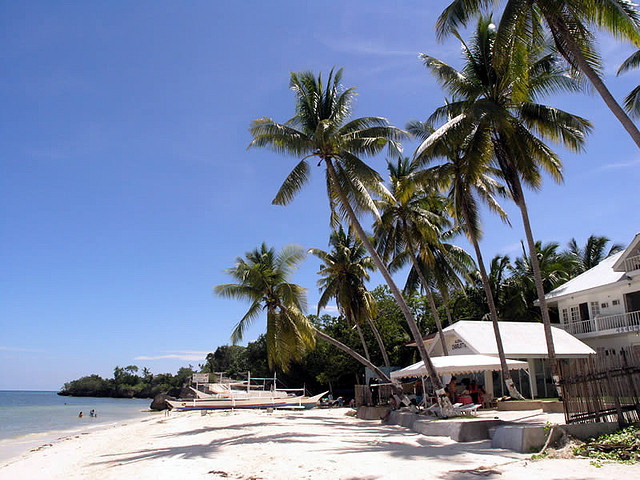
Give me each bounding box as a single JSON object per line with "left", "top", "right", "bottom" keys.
{"left": 560, "top": 347, "right": 640, "bottom": 427}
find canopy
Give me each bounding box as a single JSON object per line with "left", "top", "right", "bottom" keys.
{"left": 390, "top": 354, "right": 529, "bottom": 380}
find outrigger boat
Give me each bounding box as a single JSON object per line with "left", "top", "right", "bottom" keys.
{"left": 166, "top": 391, "right": 326, "bottom": 411}
{"left": 166, "top": 372, "right": 327, "bottom": 411}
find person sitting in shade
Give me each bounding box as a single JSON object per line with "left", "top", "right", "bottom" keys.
{"left": 448, "top": 376, "right": 458, "bottom": 403}
{"left": 458, "top": 387, "right": 473, "bottom": 405}
{"left": 469, "top": 380, "right": 483, "bottom": 404}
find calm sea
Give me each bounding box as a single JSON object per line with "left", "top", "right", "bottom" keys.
{"left": 0, "top": 391, "right": 152, "bottom": 462}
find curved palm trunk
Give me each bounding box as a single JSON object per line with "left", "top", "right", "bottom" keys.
{"left": 510, "top": 177, "right": 560, "bottom": 390}
{"left": 409, "top": 254, "right": 449, "bottom": 356}
{"left": 442, "top": 291, "right": 454, "bottom": 327}
{"left": 354, "top": 322, "right": 371, "bottom": 362}
{"left": 549, "top": 17, "right": 640, "bottom": 149}
{"left": 461, "top": 206, "right": 524, "bottom": 399}
{"left": 324, "top": 159, "right": 453, "bottom": 412}
{"left": 313, "top": 327, "right": 392, "bottom": 384}
{"left": 366, "top": 317, "right": 391, "bottom": 368}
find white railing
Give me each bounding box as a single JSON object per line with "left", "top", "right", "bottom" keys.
{"left": 561, "top": 310, "right": 640, "bottom": 336}
{"left": 623, "top": 254, "right": 640, "bottom": 272}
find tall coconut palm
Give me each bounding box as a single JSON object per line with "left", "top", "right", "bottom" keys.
{"left": 309, "top": 225, "right": 391, "bottom": 368}
{"left": 411, "top": 118, "right": 525, "bottom": 398}
{"left": 375, "top": 157, "right": 466, "bottom": 356}
{"left": 249, "top": 69, "right": 451, "bottom": 404}
{"left": 215, "top": 243, "right": 393, "bottom": 382}
{"left": 420, "top": 17, "right": 591, "bottom": 386}
{"left": 437, "top": 0, "right": 640, "bottom": 148}
{"left": 565, "top": 235, "right": 625, "bottom": 276}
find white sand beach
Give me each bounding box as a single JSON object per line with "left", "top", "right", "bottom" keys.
{"left": 0, "top": 408, "right": 637, "bottom": 480}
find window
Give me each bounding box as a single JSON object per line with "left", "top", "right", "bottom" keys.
{"left": 562, "top": 309, "right": 569, "bottom": 324}
{"left": 590, "top": 301, "right": 601, "bottom": 317}
{"left": 612, "top": 299, "right": 620, "bottom": 306}
{"left": 570, "top": 306, "right": 580, "bottom": 323}
{"left": 601, "top": 302, "right": 609, "bottom": 309}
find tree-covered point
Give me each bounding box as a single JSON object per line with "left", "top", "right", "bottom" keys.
{"left": 58, "top": 365, "right": 196, "bottom": 398}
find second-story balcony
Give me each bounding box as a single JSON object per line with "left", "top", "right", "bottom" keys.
{"left": 560, "top": 310, "right": 640, "bottom": 338}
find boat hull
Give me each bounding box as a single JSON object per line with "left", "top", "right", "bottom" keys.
{"left": 167, "top": 391, "right": 326, "bottom": 411}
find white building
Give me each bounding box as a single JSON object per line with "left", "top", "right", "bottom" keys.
{"left": 544, "top": 233, "right": 640, "bottom": 352}
{"left": 409, "top": 320, "right": 594, "bottom": 398}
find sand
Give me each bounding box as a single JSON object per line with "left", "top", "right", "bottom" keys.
{"left": 0, "top": 408, "right": 637, "bottom": 479}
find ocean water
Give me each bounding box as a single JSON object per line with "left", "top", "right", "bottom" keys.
{"left": 0, "top": 391, "right": 152, "bottom": 462}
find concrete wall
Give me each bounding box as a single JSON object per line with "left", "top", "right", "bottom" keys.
{"left": 367, "top": 408, "right": 621, "bottom": 453}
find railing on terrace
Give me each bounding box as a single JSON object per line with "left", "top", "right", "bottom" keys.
{"left": 561, "top": 310, "right": 640, "bottom": 336}
{"left": 623, "top": 254, "right": 640, "bottom": 272}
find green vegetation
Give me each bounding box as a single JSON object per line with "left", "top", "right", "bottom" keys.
{"left": 59, "top": 366, "right": 196, "bottom": 399}
{"left": 574, "top": 425, "right": 640, "bottom": 464}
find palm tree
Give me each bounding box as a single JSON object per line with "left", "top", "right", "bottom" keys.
{"left": 249, "top": 69, "right": 451, "bottom": 401}
{"left": 437, "top": 0, "right": 640, "bottom": 148}
{"left": 309, "top": 226, "right": 391, "bottom": 368}
{"left": 420, "top": 16, "right": 591, "bottom": 386}
{"left": 215, "top": 243, "right": 394, "bottom": 383}
{"left": 617, "top": 49, "right": 640, "bottom": 117}
{"left": 405, "top": 241, "right": 475, "bottom": 329}
{"left": 565, "top": 235, "right": 625, "bottom": 276}
{"left": 214, "top": 243, "right": 316, "bottom": 370}
{"left": 375, "top": 157, "right": 464, "bottom": 356}
{"left": 411, "top": 116, "right": 524, "bottom": 398}
{"left": 460, "top": 255, "right": 524, "bottom": 322}
{"left": 511, "top": 241, "right": 575, "bottom": 322}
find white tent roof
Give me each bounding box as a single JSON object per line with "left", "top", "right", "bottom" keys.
{"left": 417, "top": 321, "right": 595, "bottom": 358}
{"left": 390, "top": 354, "right": 529, "bottom": 379}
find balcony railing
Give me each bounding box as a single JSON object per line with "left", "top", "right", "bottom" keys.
{"left": 623, "top": 254, "right": 640, "bottom": 272}
{"left": 561, "top": 310, "right": 640, "bottom": 336}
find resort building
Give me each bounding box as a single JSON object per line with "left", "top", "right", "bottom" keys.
{"left": 544, "top": 232, "right": 640, "bottom": 353}
{"left": 407, "top": 320, "right": 594, "bottom": 399}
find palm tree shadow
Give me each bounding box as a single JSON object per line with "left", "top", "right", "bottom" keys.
{"left": 89, "top": 431, "right": 321, "bottom": 467}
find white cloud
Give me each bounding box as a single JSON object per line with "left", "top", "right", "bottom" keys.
{"left": 497, "top": 242, "right": 523, "bottom": 256}
{"left": 0, "top": 346, "right": 42, "bottom": 353}
{"left": 598, "top": 159, "right": 640, "bottom": 170}
{"left": 315, "top": 305, "right": 339, "bottom": 315}
{"left": 319, "top": 36, "right": 417, "bottom": 57}
{"left": 134, "top": 350, "right": 209, "bottom": 361}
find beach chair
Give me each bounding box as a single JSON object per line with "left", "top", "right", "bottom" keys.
{"left": 482, "top": 393, "right": 497, "bottom": 409}
{"left": 454, "top": 403, "right": 481, "bottom": 416}
{"left": 423, "top": 403, "right": 440, "bottom": 416}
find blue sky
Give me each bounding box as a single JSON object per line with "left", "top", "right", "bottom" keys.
{"left": 1, "top": 1, "right": 639, "bottom": 390}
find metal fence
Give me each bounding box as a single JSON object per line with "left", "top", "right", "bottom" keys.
{"left": 560, "top": 346, "right": 640, "bottom": 427}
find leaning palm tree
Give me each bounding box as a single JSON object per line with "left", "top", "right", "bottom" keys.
{"left": 375, "top": 157, "right": 458, "bottom": 356}
{"left": 249, "top": 69, "right": 451, "bottom": 404}
{"left": 437, "top": 0, "right": 640, "bottom": 148}
{"left": 411, "top": 117, "right": 525, "bottom": 399}
{"left": 214, "top": 243, "right": 316, "bottom": 370}
{"left": 420, "top": 17, "right": 591, "bottom": 387}
{"left": 309, "top": 226, "right": 390, "bottom": 368}
{"left": 215, "top": 243, "right": 394, "bottom": 382}
{"left": 565, "top": 235, "right": 625, "bottom": 276}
